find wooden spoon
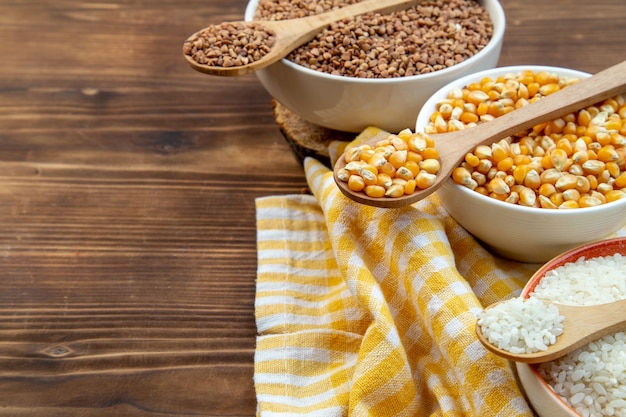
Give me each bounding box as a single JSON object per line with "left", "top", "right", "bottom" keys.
{"left": 184, "top": 0, "right": 421, "bottom": 77}
{"left": 334, "top": 59, "right": 626, "bottom": 208}
{"left": 476, "top": 298, "right": 626, "bottom": 364}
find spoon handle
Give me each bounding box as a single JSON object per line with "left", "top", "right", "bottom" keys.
{"left": 306, "top": 0, "right": 421, "bottom": 26}
{"left": 557, "top": 299, "right": 626, "bottom": 354}
{"left": 275, "top": 0, "right": 421, "bottom": 42}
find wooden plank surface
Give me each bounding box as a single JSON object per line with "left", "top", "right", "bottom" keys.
{"left": 0, "top": 0, "right": 625, "bottom": 415}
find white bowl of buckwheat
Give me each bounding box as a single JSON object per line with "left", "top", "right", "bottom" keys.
{"left": 415, "top": 65, "right": 626, "bottom": 263}
{"left": 245, "top": 0, "right": 505, "bottom": 133}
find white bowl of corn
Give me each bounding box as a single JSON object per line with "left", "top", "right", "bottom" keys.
{"left": 415, "top": 65, "right": 626, "bottom": 263}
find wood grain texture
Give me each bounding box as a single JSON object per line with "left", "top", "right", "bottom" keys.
{"left": 0, "top": 0, "right": 625, "bottom": 415}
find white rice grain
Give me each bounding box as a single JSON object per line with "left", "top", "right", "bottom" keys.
{"left": 532, "top": 253, "right": 626, "bottom": 417}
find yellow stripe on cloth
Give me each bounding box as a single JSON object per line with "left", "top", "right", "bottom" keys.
{"left": 255, "top": 158, "right": 543, "bottom": 416}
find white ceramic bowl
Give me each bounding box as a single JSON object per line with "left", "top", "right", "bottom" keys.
{"left": 515, "top": 237, "right": 626, "bottom": 417}
{"left": 415, "top": 65, "right": 626, "bottom": 263}
{"left": 245, "top": 0, "right": 505, "bottom": 133}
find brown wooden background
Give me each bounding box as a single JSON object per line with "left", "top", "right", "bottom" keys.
{"left": 0, "top": 0, "right": 624, "bottom": 415}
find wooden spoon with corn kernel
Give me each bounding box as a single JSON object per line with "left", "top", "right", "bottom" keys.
{"left": 184, "top": 0, "right": 422, "bottom": 77}
{"left": 334, "top": 59, "right": 626, "bottom": 208}
{"left": 475, "top": 298, "right": 626, "bottom": 364}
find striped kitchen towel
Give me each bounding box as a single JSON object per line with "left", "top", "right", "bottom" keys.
{"left": 254, "top": 135, "right": 626, "bottom": 416}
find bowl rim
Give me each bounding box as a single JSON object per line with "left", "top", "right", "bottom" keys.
{"left": 244, "top": 0, "right": 506, "bottom": 84}
{"left": 518, "top": 236, "right": 626, "bottom": 417}
{"left": 418, "top": 64, "right": 626, "bottom": 215}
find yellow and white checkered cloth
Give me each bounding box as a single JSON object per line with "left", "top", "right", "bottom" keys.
{"left": 254, "top": 130, "right": 626, "bottom": 417}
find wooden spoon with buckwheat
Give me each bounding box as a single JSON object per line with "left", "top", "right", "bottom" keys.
{"left": 183, "top": 0, "right": 422, "bottom": 77}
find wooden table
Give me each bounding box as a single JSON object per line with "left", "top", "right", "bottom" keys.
{"left": 0, "top": 1, "right": 624, "bottom": 415}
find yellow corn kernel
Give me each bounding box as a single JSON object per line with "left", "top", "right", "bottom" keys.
{"left": 606, "top": 161, "right": 621, "bottom": 179}
{"left": 474, "top": 186, "right": 488, "bottom": 196}
{"left": 550, "top": 192, "right": 564, "bottom": 206}
{"left": 348, "top": 175, "right": 365, "bottom": 192}
{"left": 389, "top": 135, "right": 408, "bottom": 151}
{"left": 563, "top": 122, "right": 578, "bottom": 135}
{"left": 491, "top": 143, "right": 509, "bottom": 163}
{"left": 360, "top": 148, "right": 376, "bottom": 162}
{"left": 535, "top": 71, "right": 559, "bottom": 85}
{"left": 605, "top": 115, "right": 622, "bottom": 131}
{"left": 379, "top": 161, "right": 396, "bottom": 177}
{"left": 539, "top": 195, "right": 558, "bottom": 209}
{"left": 597, "top": 145, "right": 619, "bottom": 163}
{"left": 555, "top": 174, "right": 578, "bottom": 191}
{"left": 497, "top": 157, "right": 514, "bottom": 172}
{"left": 404, "top": 179, "right": 417, "bottom": 195}
{"left": 559, "top": 200, "right": 579, "bottom": 209}
{"left": 452, "top": 167, "right": 474, "bottom": 187}
{"left": 578, "top": 109, "right": 592, "bottom": 127}
{"left": 505, "top": 192, "right": 520, "bottom": 205}
{"left": 582, "top": 160, "right": 605, "bottom": 176}
{"left": 408, "top": 134, "right": 427, "bottom": 152}
{"left": 364, "top": 185, "right": 386, "bottom": 198}
{"left": 392, "top": 178, "right": 408, "bottom": 187}
{"left": 562, "top": 189, "right": 581, "bottom": 202}
{"left": 488, "top": 177, "right": 510, "bottom": 195}
{"left": 519, "top": 187, "right": 537, "bottom": 207}
{"left": 404, "top": 160, "right": 420, "bottom": 177}
{"left": 546, "top": 118, "right": 566, "bottom": 135}
{"left": 579, "top": 195, "right": 603, "bottom": 208}
{"left": 474, "top": 145, "right": 492, "bottom": 159}
{"left": 460, "top": 112, "right": 479, "bottom": 124}
{"left": 550, "top": 148, "right": 569, "bottom": 171}
{"left": 523, "top": 169, "right": 541, "bottom": 189}
{"left": 395, "top": 166, "right": 415, "bottom": 181}
{"left": 575, "top": 176, "right": 591, "bottom": 194}
{"left": 556, "top": 137, "right": 574, "bottom": 154}
{"left": 344, "top": 146, "right": 363, "bottom": 162}
{"left": 464, "top": 153, "right": 480, "bottom": 167}
{"left": 415, "top": 172, "right": 436, "bottom": 189}
{"left": 471, "top": 171, "right": 487, "bottom": 186}
{"left": 407, "top": 151, "right": 423, "bottom": 164}
{"left": 489, "top": 192, "right": 508, "bottom": 201}
{"left": 514, "top": 154, "right": 532, "bottom": 166}
{"left": 476, "top": 159, "right": 493, "bottom": 174}
{"left": 598, "top": 169, "right": 612, "bottom": 184}
{"left": 466, "top": 90, "right": 490, "bottom": 105}
{"left": 433, "top": 114, "right": 448, "bottom": 133}
{"left": 447, "top": 119, "right": 466, "bottom": 132}
{"left": 377, "top": 173, "right": 393, "bottom": 188}
{"left": 527, "top": 82, "right": 540, "bottom": 98}
{"left": 590, "top": 190, "right": 607, "bottom": 204}
{"left": 358, "top": 167, "right": 378, "bottom": 186}
{"left": 368, "top": 153, "right": 388, "bottom": 169}
{"left": 389, "top": 150, "right": 408, "bottom": 169}
{"left": 419, "top": 159, "right": 441, "bottom": 175}
{"left": 569, "top": 164, "right": 583, "bottom": 176}
{"left": 438, "top": 103, "right": 453, "bottom": 119}
{"left": 572, "top": 150, "right": 589, "bottom": 164}
{"left": 615, "top": 171, "right": 626, "bottom": 188}
{"left": 476, "top": 102, "right": 489, "bottom": 116}
{"left": 597, "top": 183, "right": 614, "bottom": 194}
{"left": 385, "top": 184, "right": 405, "bottom": 198}
{"left": 605, "top": 189, "right": 626, "bottom": 203}
{"left": 336, "top": 168, "right": 350, "bottom": 182}
{"left": 488, "top": 101, "right": 507, "bottom": 117}
{"left": 422, "top": 147, "right": 439, "bottom": 160}
{"left": 538, "top": 83, "right": 560, "bottom": 96}
{"left": 539, "top": 183, "right": 556, "bottom": 197}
